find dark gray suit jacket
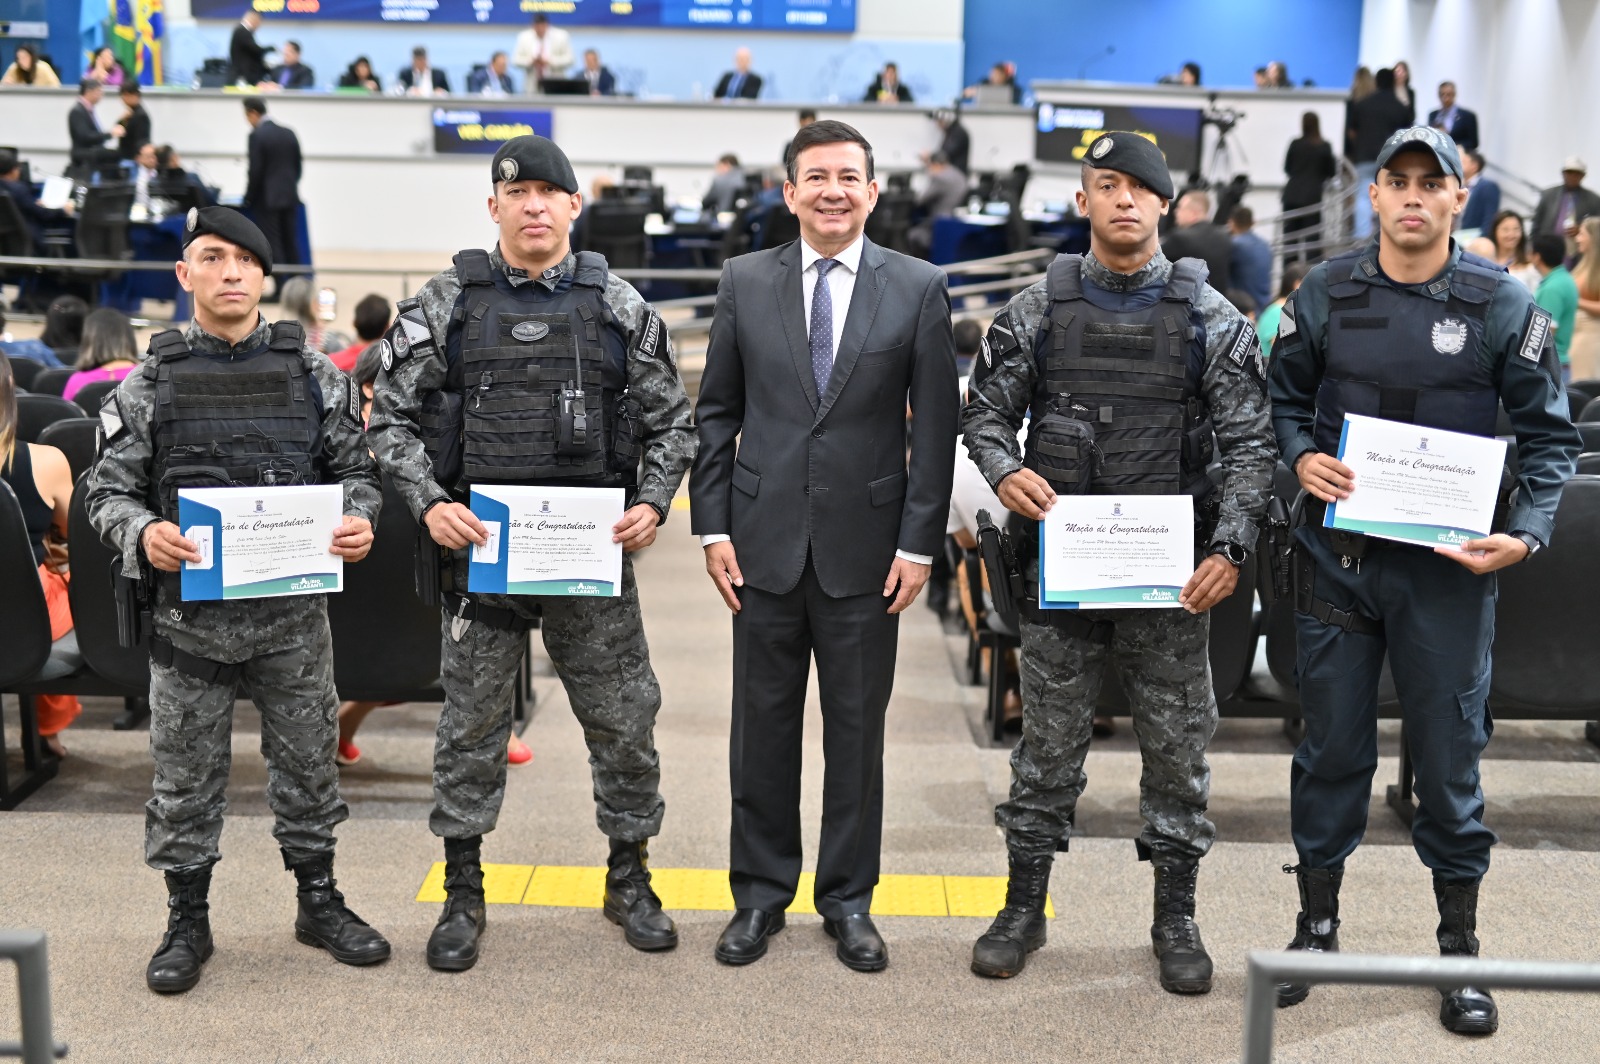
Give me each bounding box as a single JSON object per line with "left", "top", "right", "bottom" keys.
{"left": 691, "top": 236, "right": 958, "bottom": 598}
{"left": 1532, "top": 184, "right": 1600, "bottom": 238}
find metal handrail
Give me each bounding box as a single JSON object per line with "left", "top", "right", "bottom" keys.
{"left": 1242, "top": 950, "right": 1600, "bottom": 1063}
{"left": 0, "top": 931, "right": 65, "bottom": 1063}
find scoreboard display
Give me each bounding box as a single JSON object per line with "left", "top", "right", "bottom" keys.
{"left": 196, "top": 0, "right": 855, "bottom": 30}
{"left": 1035, "top": 103, "right": 1204, "bottom": 175}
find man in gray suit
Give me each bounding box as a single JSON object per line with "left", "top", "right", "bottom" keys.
{"left": 691, "top": 119, "right": 959, "bottom": 972}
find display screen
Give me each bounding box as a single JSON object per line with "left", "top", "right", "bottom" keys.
{"left": 1035, "top": 103, "right": 1204, "bottom": 175}
{"left": 433, "top": 106, "right": 553, "bottom": 154}
{"left": 197, "top": 0, "right": 855, "bottom": 30}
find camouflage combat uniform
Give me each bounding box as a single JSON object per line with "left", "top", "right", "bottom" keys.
{"left": 84, "top": 316, "right": 380, "bottom": 873}
{"left": 367, "top": 247, "right": 696, "bottom": 842}
{"left": 962, "top": 251, "right": 1276, "bottom": 862}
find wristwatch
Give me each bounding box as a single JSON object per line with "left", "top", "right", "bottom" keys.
{"left": 1510, "top": 531, "right": 1542, "bottom": 560}
{"left": 1207, "top": 542, "right": 1248, "bottom": 567}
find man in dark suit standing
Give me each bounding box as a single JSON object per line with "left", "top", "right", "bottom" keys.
{"left": 691, "top": 119, "right": 958, "bottom": 972}
{"left": 1162, "top": 189, "right": 1231, "bottom": 287}
{"left": 229, "top": 11, "right": 274, "bottom": 87}
{"left": 68, "top": 79, "right": 124, "bottom": 176}
{"left": 1427, "top": 81, "right": 1479, "bottom": 153}
{"left": 713, "top": 48, "right": 762, "bottom": 100}
{"left": 268, "top": 41, "right": 315, "bottom": 90}
{"left": 398, "top": 47, "right": 450, "bottom": 95}
{"left": 1458, "top": 149, "right": 1500, "bottom": 232}
{"left": 117, "top": 83, "right": 151, "bottom": 160}
{"left": 243, "top": 97, "right": 303, "bottom": 278}
{"left": 1531, "top": 157, "right": 1600, "bottom": 242}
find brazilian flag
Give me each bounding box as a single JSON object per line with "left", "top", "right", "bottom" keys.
{"left": 109, "top": 0, "right": 164, "bottom": 86}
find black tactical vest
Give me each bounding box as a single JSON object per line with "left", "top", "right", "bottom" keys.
{"left": 1311, "top": 249, "right": 1502, "bottom": 454}
{"left": 1026, "top": 255, "right": 1215, "bottom": 499}
{"left": 144, "top": 322, "right": 323, "bottom": 521}
{"left": 446, "top": 249, "right": 630, "bottom": 487}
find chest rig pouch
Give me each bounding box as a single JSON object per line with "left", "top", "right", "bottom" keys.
{"left": 144, "top": 322, "right": 322, "bottom": 521}
{"left": 1312, "top": 249, "right": 1501, "bottom": 455}
{"left": 1027, "top": 255, "right": 1216, "bottom": 503}
{"left": 446, "top": 249, "right": 629, "bottom": 487}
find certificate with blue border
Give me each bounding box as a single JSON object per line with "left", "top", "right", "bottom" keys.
{"left": 1038, "top": 495, "right": 1192, "bottom": 609}
{"left": 1325, "top": 414, "right": 1507, "bottom": 550}
{"left": 467, "top": 485, "right": 623, "bottom": 597}
{"left": 177, "top": 485, "right": 343, "bottom": 601}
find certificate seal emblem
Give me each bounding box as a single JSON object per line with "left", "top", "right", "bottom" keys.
{"left": 511, "top": 320, "right": 550, "bottom": 342}
{"left": 1432, "top": 317, "right": 1468, "bottom": 355}
{"left": 1091, "top": 136, "right": 1113, "bottom": 159}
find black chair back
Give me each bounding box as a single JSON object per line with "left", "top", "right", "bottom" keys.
{"left": 1580, "top": 397, "right": 1600, "bottom": 424}
{"left": 327, "top": 476, "right": 443, "bottom": 701}
{"left": 865, "top": 191, "right": 914, "bottom": 255}
{"left": 1566, "top": 378, "right": 1600, "bottom": 402}
{"left": 0, "top": 480, "right": 51, "bottom": 689}
{"left": 28, "top": 367, "right": 73, "bottom": 397}
{"left": 65, "top": 472, "right": 150, "bottom": 694}
{"left": 6, "top": 356, "right": 44, "bottom": 392}
{"left": 584, "top": 205, "right": 651, "bottom": 270}
{"left": 16, "top": 395, "right": 88, "bottom": 443}
{"left": 0, "top": 190, "right": 34, "bottom": 258}
{"left": 1576, "top": 452, "right": 1600, "bottom": 476}
{"left": 1577, "top": 422, "right": 1600, "bottom": 454}
{"left": 1568, "top": 390, "right": 1591, "bottom": 424}
{"left": 74, "top": 184, "right": 135, "bottom": 271}
{"left": 756, "top": 204, "right": 800, "bottom": 250}
{"left": 35, "top": 418, "right": 100, "bottom": 481}
{"left": 71, "top": 377, "right": 122, "bottom": 415}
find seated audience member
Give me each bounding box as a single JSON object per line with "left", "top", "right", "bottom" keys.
{"left": 85, "top": 46, "right": 124, "bottom": 89}
{"left": 1225, "top": 288, "right": 1258, "bottom": 322}
{"left": 132, "top": 141, "right": 159, "bottom": 209}
{"left": 398, "top": 47, "right": 449, "bottom": 95}
{"left": 39, "top": 296, "right": 89, "bottom": 368}
{"left": 0, "top": 309, "right": 66, "bottom": 367}
{"left": 1263, "top": 60, "right": 1291, "bottom": 88}
{"left": 1179, "top": 62, "right": 1201, "bottom": 86}
{"left": 1458, "top": 149, "right": 1500, "bottom": 233}
{"left": 1256, "top": 261, "right": 1306, "bottom": 354}
{"left": 953, "top": 318, "right": 982, "bottom": 377}
{"left": 0, "top": 356, "right": 78, "bottom": 758}
{"left": 1253, "top": 66, "right": 1269, "bottom": 90}
{"left": 713, "top": 48, "right": 761, "bottom": 99}
{"left": 927, "top": 109, "right": 971, "bottom": 175}
{"left": 338, "top": 56, "right": 381, "bottom": 92}
{"left": 1227, "top": 206, "right": 1273, "bottom": 313}
{"left": 864, "top": 62, "right": 913, "bottom": 104}
{"left": 117, "top": 82, "right": 150, "bottom": 160}
{"left": 0, "top": 148, "right": 76, "bottom": 248}
{"left": 1464, "top": 236, "right": 1498, "bottom": 260}
{"left": 1, "top": 44, "right": 61, "bottom": 86}
{"left": 330, "top": 293, "right": 391, "bottom": 372}
{"left": 963, "top": 61, "right": 1022, "bottom": 104}
{"left": 782, "top": 109, "right": 817, "bottom": 168}
{"left": 153, "top": 145, "right": 217, "bottom": 207}
{"left": 267, "top": 40, "right": 314, "bottom": 90}
{"left": 908, "top": 151, "right": 968, "bottom": 258}
{"left": 468, "top": 52, "right": 515, "bottom": 96}
{"left": 580, "top": 49, "right": 616, "bottom": 96}
{"left": 1488, "top": 209, "right": 1541, "bottom": 291}
{"left": 63, "top": 307, "right": 139, "bottom": 401}
{"left": 350, "top": 340, "right": 383, "bottom": 425}
{"left": 1531, "top": 233, "right": 1579, "bottom": 373}
{"left": 280, "top": 277, "right": 352, "bottom": 355}
{"left": 703, "top": 154, "right": 745, "bottom": 215}
{"left": 1162, "top": 188, "right": 1232, "bottom": 286}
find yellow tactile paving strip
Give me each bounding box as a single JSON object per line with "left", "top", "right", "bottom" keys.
{"left": 417, "top": 864, "right": 1054, "bottom": 918}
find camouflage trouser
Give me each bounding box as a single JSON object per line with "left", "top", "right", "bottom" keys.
{"left": 431, "top": 555, "right": 664, "bottom": 841}
{"left": 996, "top": 608, "right": 1218, "bottom": 864}
{"left": 145, "top": 613, "right": 347, "bottom": 872}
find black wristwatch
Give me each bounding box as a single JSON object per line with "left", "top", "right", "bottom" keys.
{"left": 1510, "top": 531, "right": 1542, "bottom": 560}
{"left": 1207, "top": 542, "right": 1248, "bottom": 567}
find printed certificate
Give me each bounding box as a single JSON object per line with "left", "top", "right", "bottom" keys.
{"left": 467, "top": 485, "right": 623, "bottom": 597}
{"left": 1039, "top": 495, "right": 1193, "bottom": 609}
{"left": 177, "top": 485, "right": 344, "bottom": 601}
{"left": 1326, "top": 414, "right": 1507, "bottom": 550}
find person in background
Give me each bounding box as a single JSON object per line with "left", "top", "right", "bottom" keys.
{"left": 1282, "top": 111, "right": 1336, "bottom": 265}
{"left": 469, "top": 52, "right": 515, "bottom": 96}
{"left": 782, "top": 109, "right": 817, "bottom": 169}
{"left": 1531, "top": 157, "right": 1600, "bottom": 245}
{"left": 398, "top": 46, "right": 449, "bottom": 96}
{"left": 513, "top": 13, "right": 573, "bottom": 91}
{"left": 117, "top": 82, "right": 151, "bottom": 160}
{"left": 132, "top": 141, "right": 160, "bottom": 212}
{"left": 580, "top": 49, "right": 616, "bottom": 97}
{"left": 1346, "top": 68, "right": 1412, "bottom": 240}
{"left": 864, "top": 61, "right": 912, "bottom": 104}
{"left": 39, "top": 295, "right": 89, "bottom": 367}
{"left": 1344, "top": 66, "right": 1376, "bottom": 158}
{"left": 1568, "top": 218, "right": 1600, "bottom": 379}
{"left": 280, "top": 276, "right": 351, "bottom": 356}
{"left": 337, "top": 56, "right": 380, "bottom": 92}
{"left": 1391, "top": 60, "right": 1416, "bottom": 122}
{"left": 713, "top": 48, "right": 762, "bottom": 100}
{"left": 154, "top": 145, "right": 216, "bottom": 208}
{"left": 1458, "top": 150, "right": 1500, "bottom": 233}
{"left": 1225, "top": 288, "right": 1258, "bottom": 322}
{"left": 930, "top": 108, "right": 971, "bottom": 176}
{"left": 85, "top": 46, "right": 125, "bottom": 89}
{"left": 908, "top": 151, "right": 968, "bottom": 259}
{"left": 63, "top": 307, "right": 139, "bottom": 401}
{"left": 0, "top": 148, "right": 75, "bottom": 251}
{"left": 1228, "top": 206, "right": 1272, "bottom": 314}
{"left": 1256, "top": 261, "right": 1306, "bottom": 355}
{"left": 0, "top": 308, "right": 67, "bottom": 367}
{"left": 963, "top": 61, "right": 1022, "bottom": 105}
{"left": 229, "top": 11, "right": 274, "bottom": 87}
{"left": 953, "top": 318, "right": 982, "bottom": 378}
{"left": 1531, "top": 233, "right": 1580, "bottom": 376}
{"left": 1253, "top": 67, "right": 1269, "bottom": 91}
{"left": 68, "top": 78, "right": 125, "bottom": 176}
{"left": 0, "top": 356, "right": 77, "bottom": 757}
{"left": 1428, "top": 80, "right": 1479, "bottom": 153}
{"left": 267, "top": 40, "right": 315, "bottom": 90}
{"left": 2, "top": 44, "right": 61, "bottom": 86}
{"left": 702, "top": 153, "right": 745, "bottom": 215}
{"left": 1264, "top": 61, "right": 1291, "bottom": 88}
{"left": 243, "top": 96, "right": 304, "bottom": 276}
{"left": 329, "top": 293, "right": 390, "bottom": 372}
{"left": 1488, "top": 210, "right": 1541, "bottom": 291}
{"left": 1162, "top": 188, "right": 1232, "bottom": 286}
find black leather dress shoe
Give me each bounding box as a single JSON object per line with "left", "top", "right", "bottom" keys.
{"left": 823, "top": 914, "right": 888, "bottom": 972}
{"left": 714, "top": 908, "right": 785, "bottom": 965}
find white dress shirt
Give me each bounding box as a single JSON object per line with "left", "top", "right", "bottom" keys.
{"left": 702, "top": 233, "right": 931, "bottom": 565}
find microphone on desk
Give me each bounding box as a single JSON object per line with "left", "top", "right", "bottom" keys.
{"left": 1078, "top": 45, "right": 1116, "bottom": 80}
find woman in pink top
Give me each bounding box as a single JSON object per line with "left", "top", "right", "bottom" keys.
{"left": 62, "top": 307, "right": 139, "bottom": 401}
{"left": 85, "top": 47, "right": 124, "bottom": 88}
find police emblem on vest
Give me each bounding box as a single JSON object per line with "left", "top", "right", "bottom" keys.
{"left": 1432, "top": 317, "right": 1468, "bottom": 355}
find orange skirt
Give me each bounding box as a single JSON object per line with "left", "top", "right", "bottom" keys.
{"left": 36, "top": 564, "right": 81, "bottom": 737}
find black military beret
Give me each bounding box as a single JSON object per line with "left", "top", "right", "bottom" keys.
{"left": 182, "top": 205, "right": 274, "bottom": 276}
{"left": 1082, "top": 132, "right": 1176, "bottom": 201}
{"left": 491, "top": 134, "right": 578, "bottom": 193}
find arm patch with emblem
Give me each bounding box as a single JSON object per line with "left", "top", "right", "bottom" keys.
{"left": 975, "top": 309, "right": 1023, "bottom": 387}
{"left": 636, "top": 309, "right": 669, "bottom": 367}
{"left": 1519, "top": 303, "right": 1554, "bottom": 364}
{"left": 386, "top": 298, "right": 435, "bottom": 366}
{"left": 1277, "top": 293, "right": 1298, "bottom": 341}
{"left": 1226, "top": 320, "right": 1268, "bottom": 390}
{"left": 99, "top": 391, "right": 128, "bottom": 450}
{"left": 346, "top": 376, "right": 363, "bottom": 426}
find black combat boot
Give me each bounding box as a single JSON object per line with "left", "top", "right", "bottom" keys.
{"left": 971, "top": 850, "right": 1052, "bottom": 978}
{"left": 1276, "top": 863, "right": 1342, "bottom": 1007}
{"left": 286, "top": 851, "right": 391, "bottom": 966}
{"left": 1151, "top": 859, "right": 1213, "bottom": 994}
{"left": 1435, "top": 876, "right": 1498, "bottom": 1035}
{"left": 427, "top": 835, "right": 487, "bottom": 972}
{"left": 146, "top": 865, "right": 215, "bottom": 994}
{"left": 602, "top": 838, "right": 678, "bottom": 951}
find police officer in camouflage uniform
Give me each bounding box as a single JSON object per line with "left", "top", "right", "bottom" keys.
{"left": 1268, "top": 128, "right": 1580, "bottom": 1035}
{"left": 367, "top": 135, "right": 696, "bottom": 971}
{"left": 85, "top": 207, "right": 391, "bottom": 994}
{"left": 960, "top": 133, "right": 1276, "bottom": 991}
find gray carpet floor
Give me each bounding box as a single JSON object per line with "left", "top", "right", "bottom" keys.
{"left": 3, "top": 513, "right": 1599, "bottom": 1063}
